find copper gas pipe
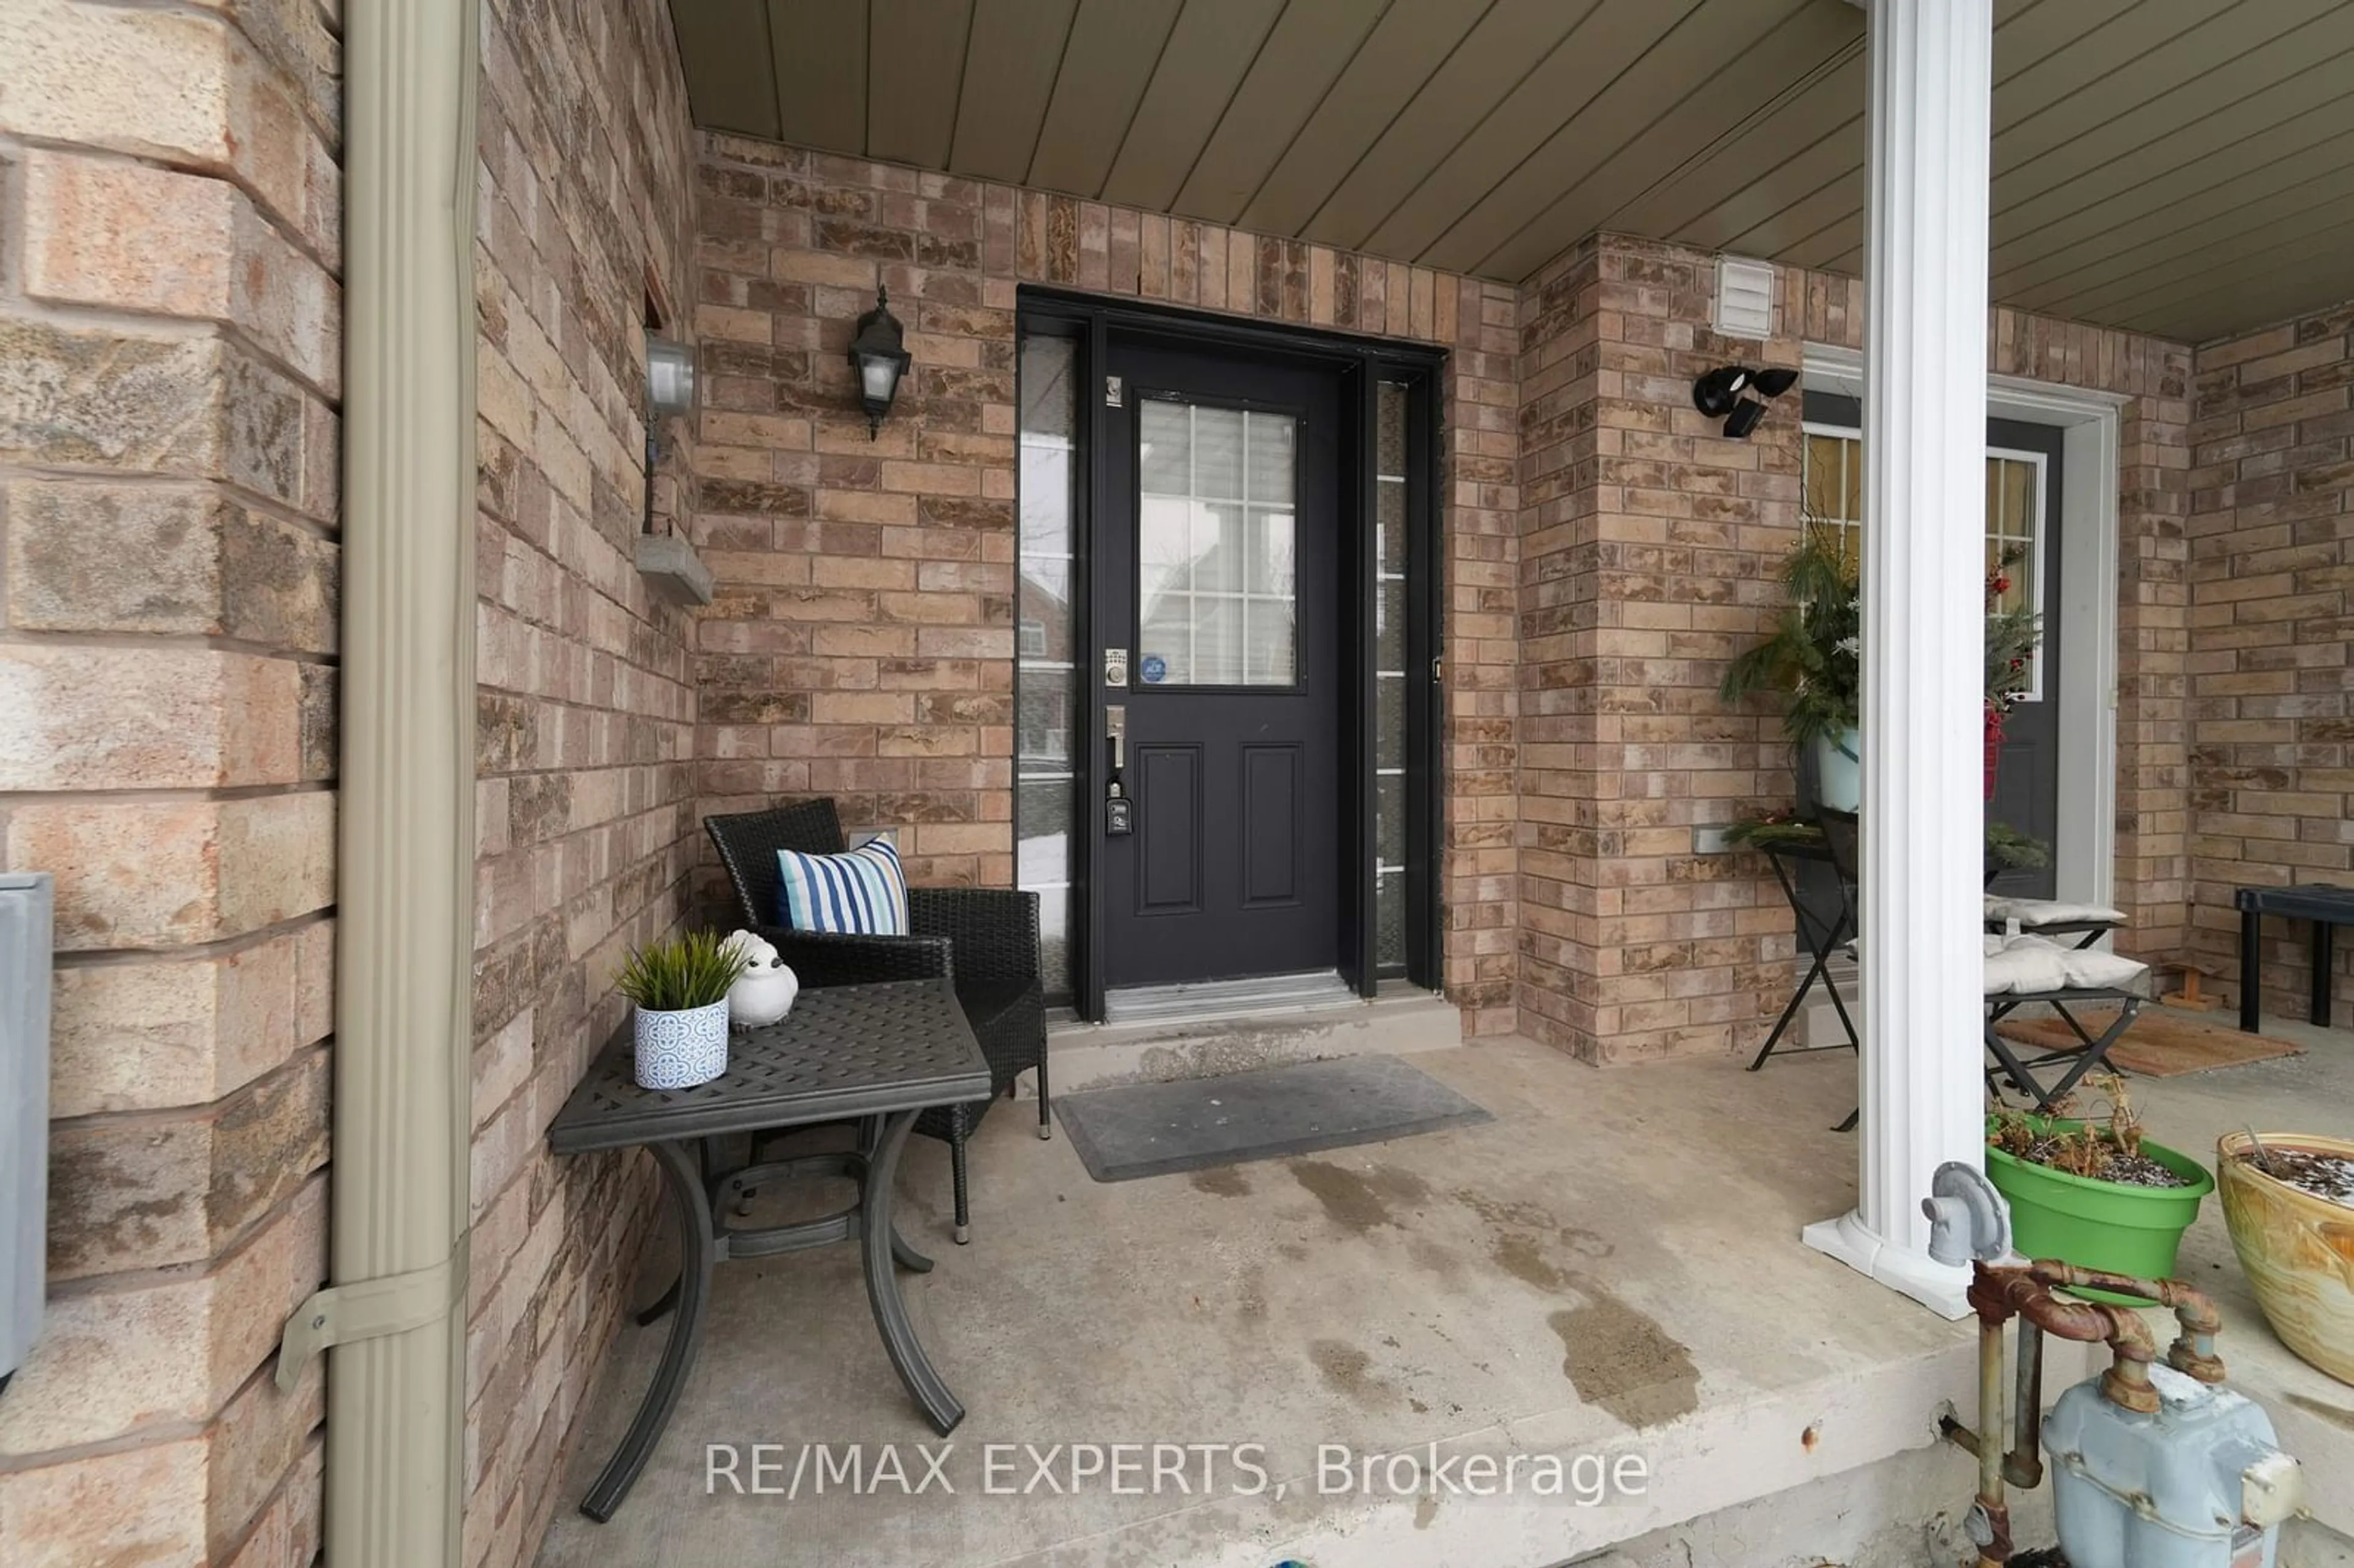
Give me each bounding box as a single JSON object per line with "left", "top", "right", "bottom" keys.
{"left": 1948, "top": 1262, "right": 2183, "bottom": 1567}
{"left": 2027, "top": 1261, "right": 2226, "bottom": 1383}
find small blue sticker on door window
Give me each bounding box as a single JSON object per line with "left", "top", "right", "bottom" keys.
{"left": 1140, "top": 654, "right": 1167, "bottom": 684}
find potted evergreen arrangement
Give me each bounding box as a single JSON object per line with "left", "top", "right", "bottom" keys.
{"left": 1720, "top": 519, "right": 1861, "bottom": 807}
{"left": 1722, "top": 526, "right": 2043, "bottom": 807}
{"left": 1984, "top": 1075, "right": 2212, "bottom": 1304}
{"left": 617, "top": 929, "right": 742, "bottom": 1090}
{"left": 1983, "top": 545, "right": 2041, "bottom": 799}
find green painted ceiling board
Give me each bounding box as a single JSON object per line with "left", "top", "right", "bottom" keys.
{"left": 771, "top": 0, "right": 871, "bottom": 154}
{"left": 950, "top": 0, "right": 1083, "bottom": 182}
{"left": 867, "top": 0, "right": 976, "bottom": 168}
{"left": 1238, "top": 0, "right": 1490, "bottom": 237}
{"left": 1027, "top": 0, "right": 1185, "bottom": 196}
{"left": 1171, "top": 0, "right": 1391, "bottom": 227}
{"left": 1099, "top": 0, "right": 1289, "bottom": 213}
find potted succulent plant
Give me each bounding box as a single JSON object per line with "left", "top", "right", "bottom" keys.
{"left": 2217, "top": 1131, "right": 2354, "bottom": 1385}
{"left": 616, "top": 929, "right": 742, "bottom": 1090}
{"left": 1984, "top": 1075, "right": 2212, "bottom": 1305}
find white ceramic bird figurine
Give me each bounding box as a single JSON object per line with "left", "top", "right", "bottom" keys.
{"left": 721, "top": 929, "right": 796, "bottom": 1027}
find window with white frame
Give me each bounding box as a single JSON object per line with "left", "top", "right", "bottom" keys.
{"left": 1801, "top": 425, "right": 2047, "bottom": 701}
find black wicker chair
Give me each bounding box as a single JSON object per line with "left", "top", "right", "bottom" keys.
{"left": 703, "top": 799, "right": 1048, "bottom": 1244}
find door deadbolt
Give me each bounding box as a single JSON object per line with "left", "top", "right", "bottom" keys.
{"left": 1103, "top": 647, "right": 1129, "bottom": 687}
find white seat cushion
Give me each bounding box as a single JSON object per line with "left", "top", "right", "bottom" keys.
{"left": 1985, "top": 896, "right": 2127, "bottom": 927}
{"left": 1984, "top": 934, "right": 2071, "bottom": 995}
{"left": 1982, "top": 932, "right": 2149, "bottom": 995}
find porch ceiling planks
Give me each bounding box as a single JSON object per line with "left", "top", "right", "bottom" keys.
{"left": 1361, "top": 0, "right": 1720, "bottom": 267}
{"left": 1168, "top": 0, "right": 1390, "bottom": 227}
{"left": 866, "top": 0, "right": 975, "bottom": 170}
{"left": 1097, "top": 0, "right": 1290, "bottom": 214}
{"left": 1476, "top": 0, "right": 1862, "bottom": 281}
{"left": 1797, "top": 0, "right": 2354, "bottom": 273}
{"left": 1985, "top": 85, "right": 2354, "bottom": 299}
{"left": 949, "top": 0, "right": 1081, "bottom": 185}
{"left": 670, "top": 0, "right": 780, "bottom": 140}
{"left": 769, "top": 0, "right": 867, "bottom": 154}
{"left": 680, "top": 0, "right": 2354, "bottom": 341}
{"left": 1232, "top": 0, "right": 1494, "bottom": 238}
{"left": 1287, "top": 0, "right": 1595, "bottom": 254}
{"left": 1023, "top": 0, "right": 1184, "bottom": 199}
{"left": 2000, "top": 152, "right": 2354, "bottom": 319}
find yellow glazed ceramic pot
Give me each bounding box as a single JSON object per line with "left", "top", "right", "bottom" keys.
{"left": 2217, "top": 1131, "right": 2354, "bottom": 1387}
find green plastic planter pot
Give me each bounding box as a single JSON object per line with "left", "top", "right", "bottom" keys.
{"left": 1984, "top": 1116, "right": 2214, "bottom": 1305}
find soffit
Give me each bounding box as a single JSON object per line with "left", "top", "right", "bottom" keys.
{"left": 674, "top": 0, "right": 2354, "bottom": 342}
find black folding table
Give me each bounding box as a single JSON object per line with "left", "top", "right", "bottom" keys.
{"left": 547, "top": 979, "right": 991, "bottom": 1521}
{"left": 2233, "top": 883, "right": 2354, "bottom": 1032}
{"left": 1749, "top": 835, "right": 1859, "bottom": 1071}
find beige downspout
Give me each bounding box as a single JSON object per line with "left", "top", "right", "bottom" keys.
{"left": 273, "top": 1, "right": 479, "bottom": 1563}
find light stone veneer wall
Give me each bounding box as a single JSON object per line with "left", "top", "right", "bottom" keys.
{"left": 688, "top": 135, "right": 1523, "bottom": 1033}
{"left": 1517, "top": 235, "right": 2193, "bottom": 1064}
{"left": 0, "top": 0, "right": 341, "bottom": 1562}
{"left": 2186, "top": 299, "right": 2354, "bottom": 1024}
{"left": 462, "top": 2, "right": 701, "bottom": 1567}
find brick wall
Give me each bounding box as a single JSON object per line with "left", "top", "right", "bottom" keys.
{"left": 2186, "top": 300, "right": 2354, "bottom": 1022}
{"left": 1515, "top": 237, "right": 1802, "bottom": 1063}
{"left": 687, "top": 137, "right": 1522, "bottom": 1033}
{"left": 0, "top": 1, "right": 341, "bottom": 1563}
{"left": 462, "top": 2, "right": 699, "bottom": 1567}
{"left": 1517, "top": 237, "right": 2193, "bottom": 1064}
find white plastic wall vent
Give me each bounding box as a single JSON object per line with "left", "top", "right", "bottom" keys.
{"left": 1713, "top": 256, "right": 1777, "bottom": 341}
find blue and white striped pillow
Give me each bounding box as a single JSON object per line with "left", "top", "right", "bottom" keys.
{"left": 776, "top": 838, "right": 910, "bottom": 935}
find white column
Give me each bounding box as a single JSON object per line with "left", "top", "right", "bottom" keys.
{"left": 1800, "top": 0, "right": 1992, "bottom": 1320}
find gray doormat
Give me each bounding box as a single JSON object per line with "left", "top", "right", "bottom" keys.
{"left": 1054, "top": 1054, "right": 1491, "bottom": 1183}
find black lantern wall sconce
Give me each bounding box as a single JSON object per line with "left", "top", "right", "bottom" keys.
{"left": 1692, "top": 363, "right": 1798, "bottom": 439}
{"left": 847, "top": 286, "right": 912, "bottom": 438}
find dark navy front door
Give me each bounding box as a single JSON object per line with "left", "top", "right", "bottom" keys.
{"left": 1095, "top": 335, "right": 1344, "bottom": 988}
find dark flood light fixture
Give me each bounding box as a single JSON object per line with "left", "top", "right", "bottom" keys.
{"left": 1693, "top": 363, "right": 1799, "bottom": 439}
{"left": 847, "top": 286, "right": 911, "bottom": 438}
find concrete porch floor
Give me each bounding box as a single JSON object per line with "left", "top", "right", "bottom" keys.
{"left": 535, "top": 1013, "right": 2354, "bottom": 1568}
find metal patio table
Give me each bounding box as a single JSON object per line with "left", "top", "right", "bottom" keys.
{"left": 548, "top": 978, "right": 991, "bottom": 1521}
{"left": 2233, "top": 883, "right": 2354, "bottom": 1031}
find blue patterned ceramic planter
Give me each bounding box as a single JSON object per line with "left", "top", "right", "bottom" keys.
{"left": 633, "top": 1000, "right": 729, "bottom": 1089}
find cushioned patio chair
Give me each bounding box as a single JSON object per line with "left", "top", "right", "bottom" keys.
{"left": 704, "top": 799, "right": 1048, "bottom": 1244}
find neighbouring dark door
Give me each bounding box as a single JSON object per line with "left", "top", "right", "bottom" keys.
{"left": 1795, "top": 395, "right": 2067, "bottom": 943}
{"left": 1984, "top": 416, "right": 2063, "bottom": 902}
{"left": 1094, "top": 335, "right": 1344, "bottom": 988}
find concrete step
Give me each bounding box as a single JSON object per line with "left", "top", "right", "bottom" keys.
{"left": 1044, "top": 983, "right": 1461, "bottom": 1096}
